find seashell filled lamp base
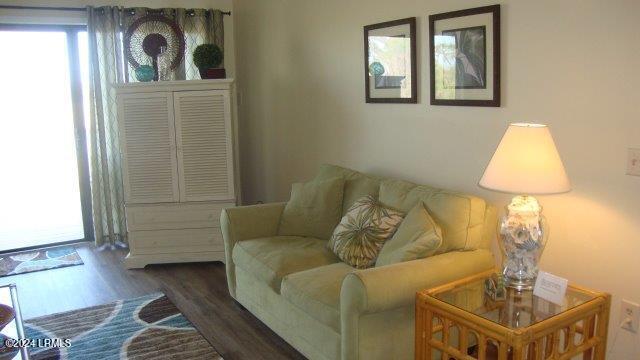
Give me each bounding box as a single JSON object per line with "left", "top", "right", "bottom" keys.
{"left": 499, "top": 195, "right": 549, "bottom": 291}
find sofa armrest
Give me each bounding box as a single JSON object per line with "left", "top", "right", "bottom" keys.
{"left": 340, "top": 249, "right": 494, "bottom": 314}
{"left": 339, "top": 249, "right": 494, "bottom": 359}
{"left": 220, "top": 202, "right": 286, "bottom": 298}
{"left": 221, "top": 202, "right": 286, "bottom": 244}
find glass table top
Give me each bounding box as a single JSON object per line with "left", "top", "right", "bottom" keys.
{"left": 432, "top": 276, "right": 597, "bottom": 329}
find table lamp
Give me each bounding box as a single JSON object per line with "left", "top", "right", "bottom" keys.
{"left": 479, "top": 123, "right": 570, "bottom": 290}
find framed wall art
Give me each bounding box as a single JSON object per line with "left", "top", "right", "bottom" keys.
{"left": 429, "top": 5, "right": 500, "bottom": 106}
{"left": 364, "top": 17, "right": 417, "bottom": 103}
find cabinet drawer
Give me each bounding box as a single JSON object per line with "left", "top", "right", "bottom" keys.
{"left": 129, "top": 228, "right": 224, "bottom": 255}
{"left": 126, "top": 202, "right": 234, "bottom": 231}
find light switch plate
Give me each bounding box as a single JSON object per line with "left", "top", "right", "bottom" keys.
{"left": 626, "top": 148, "right": 640, "bottom": 176}
{"left": 621, "top": 299, "right": 640, "bottom": 332}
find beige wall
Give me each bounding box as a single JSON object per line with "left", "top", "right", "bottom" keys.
{"left": 234, "top": 0, "right": 640, "bottom": 357}
{"left": 0, "top": 0, "right": 236, "bottom": 76}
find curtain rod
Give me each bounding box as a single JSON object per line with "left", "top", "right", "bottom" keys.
{"left": 0, "top": 5, "right": 231, "bottom": 15}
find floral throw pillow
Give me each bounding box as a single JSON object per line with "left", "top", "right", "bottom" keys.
{"left": 328, "top": 195, "right": 405, "bottom": 269}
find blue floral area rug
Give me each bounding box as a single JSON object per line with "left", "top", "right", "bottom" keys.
{"left": 0, "top": 246, "right": 83, "bottom": 277}
{"left": 25, "top": 293, "right": 223, "bottom": 359}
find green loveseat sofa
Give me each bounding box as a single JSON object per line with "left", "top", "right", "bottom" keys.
{"left": 221, "top": 164, "right": 496, "bottom": 360}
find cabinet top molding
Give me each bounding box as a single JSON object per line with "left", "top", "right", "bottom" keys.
{"left": 115, "top": 78, "right": 235, "bottom": 93}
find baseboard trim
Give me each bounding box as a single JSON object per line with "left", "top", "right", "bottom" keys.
{"left": 124, "top": 251, "right": 225, "bottom": 269}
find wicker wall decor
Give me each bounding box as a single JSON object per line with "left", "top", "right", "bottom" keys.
{"left": 123, "top": 14, "right": 186, "bottom": 81}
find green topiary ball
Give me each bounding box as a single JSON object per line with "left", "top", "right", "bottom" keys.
{"left": 193, "top": 44, "right": 223, "bottom": 70}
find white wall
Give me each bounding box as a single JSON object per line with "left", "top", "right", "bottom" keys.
{"left": 0, "top": 0, "right": 236, "bottom": 76}
{"left": 234, "top": 0, "right": 640, "bottom": 357}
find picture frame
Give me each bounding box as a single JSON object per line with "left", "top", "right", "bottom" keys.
{"left": 364, "top": 17, "right": 417, "bottom": 103}
{"left": 429, "top": 5, "right": 500, "bottom": 107}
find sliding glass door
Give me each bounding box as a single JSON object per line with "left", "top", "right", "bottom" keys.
{"left": 0, "top": 25, "right": 92, "bottom": 252}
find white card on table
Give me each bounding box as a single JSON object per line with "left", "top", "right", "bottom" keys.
{"left": 533, "top": 271, "right": 568, "bottom": 306}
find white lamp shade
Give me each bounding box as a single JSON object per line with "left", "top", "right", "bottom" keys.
{"left": 479, "top": 123, "right": 571, "bottom": 194}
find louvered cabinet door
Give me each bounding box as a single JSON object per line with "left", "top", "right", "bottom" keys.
{"left": 117, "top": 92, "right": 180, "bottom": 204}
{"left": 173, "top": 90, "right": 235, "bottom": 202}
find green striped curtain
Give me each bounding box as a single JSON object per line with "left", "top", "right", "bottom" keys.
{"left": 86, "top": 6, "right": 224, "bottom": 248}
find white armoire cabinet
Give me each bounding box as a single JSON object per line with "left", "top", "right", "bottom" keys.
{"left": 115, "top": 79, "right": 239, "bottom": 269}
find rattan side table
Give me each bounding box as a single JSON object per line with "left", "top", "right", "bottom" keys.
{"left": 415, "top": 270, "right": 611, "bottom": 360}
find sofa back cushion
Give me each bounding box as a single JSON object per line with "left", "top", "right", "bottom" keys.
{"left": 379, "top": 179, "right": 488, "bottom": 253}
{"left": 278, "top": 177, "right": 345, "bottom": 240}
{"left": 315, "top": 164, "right": 380, "bottom": 215}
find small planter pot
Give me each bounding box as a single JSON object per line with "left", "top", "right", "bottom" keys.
{"left": 199, "top": 68, "right": 226, "bottom": 79}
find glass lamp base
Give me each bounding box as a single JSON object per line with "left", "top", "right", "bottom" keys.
{"left": 503, "top": 276, "right": 535, "bottom": 291}
{"left": 499, "top": 195, "right": 549, "bottom": 291}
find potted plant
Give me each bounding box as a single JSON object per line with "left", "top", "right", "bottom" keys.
{"left": 193, "top": 44, "right": 225, "bottom": 79}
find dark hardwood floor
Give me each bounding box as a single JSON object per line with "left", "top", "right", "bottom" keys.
{"left": 0, "top": 243, "right": 305, "bottom": 360}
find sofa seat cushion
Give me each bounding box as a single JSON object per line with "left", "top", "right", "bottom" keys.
{"left": 281, "top": 263, "right": 354, "bottom": 332}
{"left": 232, "top": 236, "right": 340, "bottom": 292}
